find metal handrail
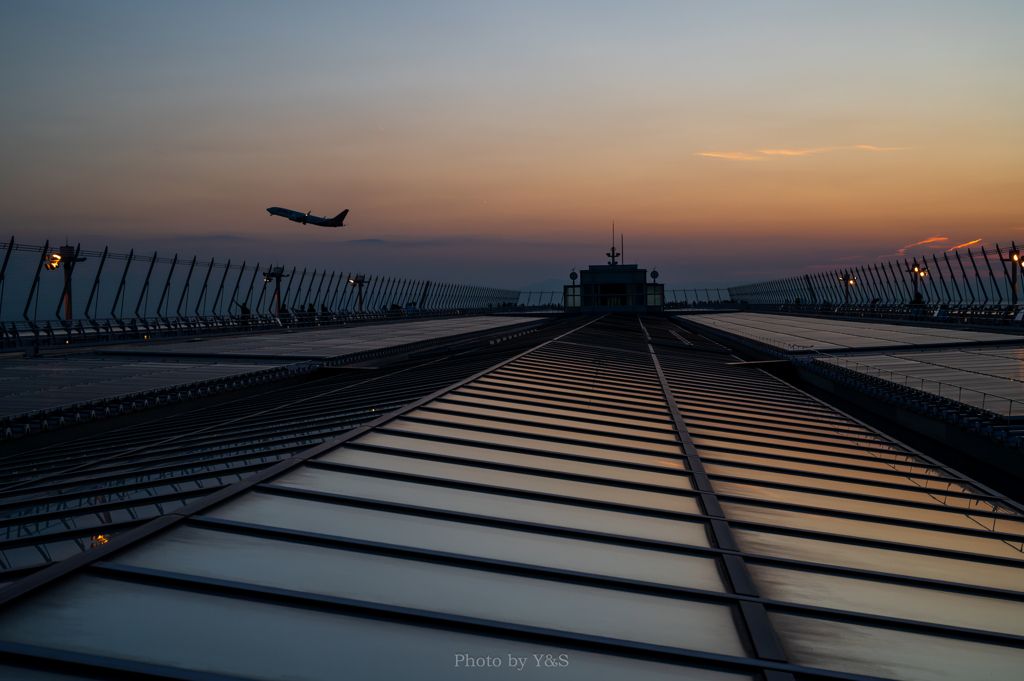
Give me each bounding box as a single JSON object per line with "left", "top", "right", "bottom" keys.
{"left": 709, "top": 326, "right": 1024, "bottom": 419}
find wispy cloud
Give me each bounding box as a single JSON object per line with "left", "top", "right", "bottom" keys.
{"left": 947, "top": 238, "right": 982, "bottom": 251}
{"left": 696, "top": 145, "right": 912, "bottom": 161}
{"left": 694, "top": 152, "right": 763, "bottom": 161}
{"left": 758, "top": 145, "right": 911, "bottom": 156}
{"left": 878, "top": 236, "right": 948, "bottom": 259}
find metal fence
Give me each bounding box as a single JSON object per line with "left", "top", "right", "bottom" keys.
{"left": 0, "top": 238, "right": 521, "bottom": 352}
{"left": 515, "top": 288, "right": 730, "bottom": 307}
{"left": 728, "top": 244, "right": 1024, "bottom": 307}
{"left": 0, "top": 238, "right": 520, "bottom": 322}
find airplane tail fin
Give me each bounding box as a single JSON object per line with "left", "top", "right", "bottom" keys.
{"left": 328, "top": 209, "right": 349, "bottom": 226}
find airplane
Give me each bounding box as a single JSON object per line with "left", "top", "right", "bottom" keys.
{"left": 267, "top": 207, "right": 349, "bottom": 227}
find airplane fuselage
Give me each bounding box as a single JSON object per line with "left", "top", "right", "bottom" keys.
{"left": 267, "top": 207, "right": 348, "bottom": 228}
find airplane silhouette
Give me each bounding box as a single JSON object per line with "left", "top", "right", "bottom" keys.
{"left": 267, "top": 207, "right": 349, "bottom": 227}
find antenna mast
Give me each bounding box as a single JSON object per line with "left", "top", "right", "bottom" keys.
{"left": 606, "top": 221, "right": 620, "bottom": 265}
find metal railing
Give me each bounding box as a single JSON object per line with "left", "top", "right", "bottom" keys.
{"left": 733, "top": 301, "right": 1024, "bottom": 328}
{"left": 0, "top": 238, "right": 520, "bottom": 325}
{"left": 729, "top": 244, "right": 1024, "bottom": 308}
{"left": 704, "top": 323, "right": 1024, "bottom": 420}
{"left": 802, "top": 352, "right": 1024, "bottom": 419}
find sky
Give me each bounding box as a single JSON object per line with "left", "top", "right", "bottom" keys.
{"left": 1, "top": 1, "right": 1022, "bottom": 289}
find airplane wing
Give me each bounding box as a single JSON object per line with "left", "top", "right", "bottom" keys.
{"left": 306, "top": 215, "right": 336, "bottom": 227}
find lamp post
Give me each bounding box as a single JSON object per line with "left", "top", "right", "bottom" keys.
{"left": 349, "top": 274, "right": 366, "bottom": 312}
{"left": 46, "top": 244, "right": 87, "bottom": 320}
{"left": 998, "top": 245, "right": 1023, "bottom": 305}
{"left": 262, "top": 266, "right": 290, "bottom": 315}
{"left": 904, "top": 260, "right": 929, "bottom": 302}
{"left": 838, "top": 272, "right": 856, "bottom": 304}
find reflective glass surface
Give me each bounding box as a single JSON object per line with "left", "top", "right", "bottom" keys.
{"left": 714, "top": 480, "right": 1024, "bottom": 536}
{"left": 770, "top": 611, "right": 1024, "bottom": 681}
{"left": 112, "top": 527, "right": 741, "bottom": 652}
{"left": 723, "top": 502, "right": 1024, "bottom": 560}
{"left": 273, "top": 468, "right": 704, "bottom": 543}
{"left": 311, "top": 452, "right": 697, "bottom": 512}
{"left": 733, "top": 527, "right": 1024, "bottom": 592}
{"left": 0, "top": 574, "right": 750, "bottom": 680}
{"left": 401, "top": 412, "right": 682, "bottom": 453}
{"left": 705, "top": 462, "right": 987, "bottom": 508}
{"left": 698, "top": 448, "right": 955, "bottom": 480}
{"left": 380, "top": 421, "right": 689, "bottom": 469}
{"left": 342, "top": 434, "right": 692, "bottom": 486}
{"left": 748, "top": 563, "right": 1024, "bottom": 635}
{"left": 442, "top": 394, "right": 676, "bottom": 431}
{"left": 205, "top": 495, "right": 718, "bottom": 584}
{"left": 426, "top": 401, "right": 678, "bottom": 441}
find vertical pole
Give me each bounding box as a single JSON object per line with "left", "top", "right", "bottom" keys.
{"left": 967, "top": 249, "right": 988, "bottom": 303}
{"left": 194, "top": 258, "right": 215, "bottom": 317}
{"left": 54, "top": 244, "right": 83, "bottom": 320}
{"left": 941, "top": 254, "right": 961, "bottom": 304}
{"left": 419, "top": 281, "right": 432, "bottom": 309}
{"left": 134, "top": 252, "right": 159, "bottom": 318}
{"left": 995, "top": 245, "right": 1015, "bottom": 304}
{"left": 981, "top": 247, "right": 1001, "bottom": 303}
{"left": 176, "top": 256, "right": 197, "bottom": 317}
{"left": 932, "top": 255, "right": 951, "bottom": 303}
{"left": 888, "top": 261, "right": 907, "bottom": 300}
{"left": 335, "top": 273, "right": 351, "bottom": 311}
{"left": 281, "top": 267, "right": 297, "bottom": 311}
{"left": 289, "top": 268, "right": 307, "bottom": 310}
{"left": 111, "top": 249, "right": 135, "bottom": 319}
{"left": 227, "top": 261, "right": 246, "bottom": 314}
{"left": 254, "top": 272, "right": 269, "bottom": 313}
{"left": 155, "top": 254, "right": 179, "bottom": 317}
{"left": 315, "top": 271, "right": 331, "bottom": 309}
{"left": 326, "top": 271, "right": 343, "bottom": 311}
{"left": 243, "top": 263, "right": 260, "bottom": 309}
{"left": 302, "top": 269, "right": 319, "bottom": 309}
{"left": 876, "top": 264, "right": 894, "bottom": 303}
{"left": 0, "top": 237, "right": 13, "bottom": 320}
{"left": 210, "top": 259, "right": 232, "bottom": 316}
{"left": 24, "top": 241, "right": 50, "bottom": 322}
{"left": 955, "top": 251, "right": 975, "bottom": 303}
{"left": 363, "top": 276, "right": 380, "bottom": 310}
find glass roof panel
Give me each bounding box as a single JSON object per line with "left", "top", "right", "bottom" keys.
{"left": 769, "top": 611, "right": 1024, "bottom": 681}
{"left": 400, "top": 411, "right": 682, "bottom": 453}
{"left": 312, "top": 451, "right": 697, "bottom": 510}
{"left": 733, "top": 527, "right": 1024, "bottom": 592}
{"left": 0, "top": 574, "right": 750, "bottom": 680}
{"left": 341, "top": 434, "right": 693, "bottom": 485}
{"left": 272, "top": 470, "right": 706, "bottom": 545}
{"left": 204, "top": 495, "right": 717, "bottom": 583}
{"left": 749, "top": 563, "right": 1024, "bottom": 636}
{"left": 723, "top": 501, "right": 1024, "bottom": 561}
{"left": 380, "top": 421, "right": 688, "bottom": 469}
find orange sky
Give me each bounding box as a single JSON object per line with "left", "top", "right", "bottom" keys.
{"left": 1, "top": 2, "right": 1022, "bottom": 287}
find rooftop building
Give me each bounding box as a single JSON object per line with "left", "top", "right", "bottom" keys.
{"left": 0, "top": 313, "right": 1022, "bottom": 680}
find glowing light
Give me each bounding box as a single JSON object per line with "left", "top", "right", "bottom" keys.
{"left": 758, "top": 145, "right": 912, "bottom": 156}
{"left": 947, "top": 239, "right": 982, "bottom": 251}
{"left": 694, "top": 152, "right": 763, "bottom": 161}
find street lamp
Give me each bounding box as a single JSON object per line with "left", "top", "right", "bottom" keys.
{"left": 262, "top": 265, "right": 290, "bottom": 315}
{"left": 838, "top": 272, "right": 856, "bottom": 304}
{"left": 349, "top": 274, "right": 366, "bottom": 312}
{"left": 905, "top": 260, "right": 929, "bottom": 302}
{"left": 998, "top": 245, "right": 1024, "bottom": 305}
{"left": 47, "top": 244, "right": 87, "bottom": 320}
